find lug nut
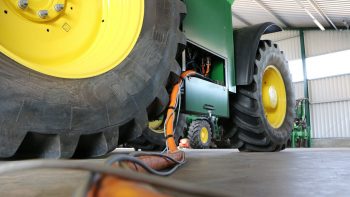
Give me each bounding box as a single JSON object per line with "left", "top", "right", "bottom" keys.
{"left": 18, "top": 0, "right": 28, "bottom": 9}
{"left": 54, "top": 4, "right": 64, "bottom": 12}
{"left": 38, "top": 10, "right": 48, "bottom": 19}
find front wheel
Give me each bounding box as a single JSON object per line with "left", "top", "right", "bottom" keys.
{"left": 188, "top": 120, "right": 212, "bottom": 149}
{"left": 226, "top": 40, "right": 295, "bottom": 152}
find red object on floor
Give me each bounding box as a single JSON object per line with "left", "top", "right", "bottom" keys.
{"left": 179, "top": 138, "right": 191, "bottom": 149}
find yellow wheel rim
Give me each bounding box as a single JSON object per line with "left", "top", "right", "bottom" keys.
{"left": 148, "top": 118, "right": 164, "bottom": 134}
{"left": 200, "top": 127, "right": 209, "bottom": 144}
{"left": 262, "top": 65, "right": 287, "bottom": 128}
{"left": 0, "top": 0, "right": 144, "bottom": 78}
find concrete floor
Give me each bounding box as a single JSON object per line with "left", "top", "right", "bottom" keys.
{"left": 1, "top": 148, "right": 350, "bottom": 197}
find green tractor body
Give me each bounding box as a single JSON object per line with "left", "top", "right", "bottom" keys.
{"left": 182, "top": 0, "right": 234, "bottom": 118}
{"left": 182, "top": 0, "right": 283, "bottom": 117}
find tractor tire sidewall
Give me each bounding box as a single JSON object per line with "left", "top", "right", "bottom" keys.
{"left": 256, "top": 41, "right": 295, "bottom": 144}
{"left": 0, "top": 0, "right": 185, "bottom": 158}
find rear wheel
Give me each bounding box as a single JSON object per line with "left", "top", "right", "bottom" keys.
{"left": 225, "top": 40, "right": 295, "bottom": 152}
{"left": 0, "top": 0, "right": 186, "bottom": 158}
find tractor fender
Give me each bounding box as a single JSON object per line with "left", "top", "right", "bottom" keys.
{"left": 234, "top": 22, "right": 282, "bottom": 85}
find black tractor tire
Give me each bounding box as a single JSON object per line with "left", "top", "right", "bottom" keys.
{"left": 0, "top": 0, "right": 186, "bottom": 158}
{"left": 225, "top": 40, "right": 295, "bottom": 152}
{"left": 188, "top": 120, "right": 212, "bottom": 149}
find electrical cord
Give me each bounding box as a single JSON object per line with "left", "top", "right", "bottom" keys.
{"left": 105, "top": 154, "right": 185, "bottom": 177}
{"left": 87, "top": 151, "right": 186, "bottom": 193}
{"left": 130, "top": 152, "right": 186, "bottom": 165}
{"left": 0, "top": 160, "right": 232, "bottom": 197}
{"left": 163, "top": 79, "right": 182, "bottom": 151}
{"left": 174, "top": 80, "right": 183, "bottom": 129}
{"left": 164, "top": 79, "right": 184, "bottom": 145}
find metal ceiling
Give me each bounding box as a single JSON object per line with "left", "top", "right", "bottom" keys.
{"left": 232, "top": 0, "right": 350, "bottom": 30}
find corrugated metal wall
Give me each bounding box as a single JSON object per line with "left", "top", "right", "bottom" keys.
{"left": 308, "top": 74, "right": 350, "bottom": 138}
{"left": 293, "top": 81, "right": 304, "bottom": 99}
{"left": 304, "top": 31, "right": 350, "bottom": 58}
{"left": 311, "top": 101, "right": 350, "bottom": 138}
{"left": 309, "top": 74, "right": 350, "bottom": 104}
{"left": 293, "top": 74, "right": 350, "bottom": 138}
{"left": 262, "top": 30, "right": 350, "bottom": 61}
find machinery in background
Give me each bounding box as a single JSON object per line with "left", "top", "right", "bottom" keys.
{"left": 290, "top": 98, "right": 311, "bottom": 148}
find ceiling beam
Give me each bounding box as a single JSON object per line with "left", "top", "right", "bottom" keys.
{"left": 253, "top": 0, "right": 289, "bottom": 28}
{"left": 295, "top": 0, "right": 325, "bottom": 31}
{"left": 232, "top": 13, "right": 252, "bottom": 26}
{"left": 305, "top": 0, "right": 338, "bottom": 30}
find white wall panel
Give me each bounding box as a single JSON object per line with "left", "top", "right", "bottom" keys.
{"left": 311, "top": 101, "right": 350, "bottom": 138}
{"left": 293, "top": 81, "right": 304, "bottom": 99}
{"left": 308, "top": 74, "right": 350, "bottom": 138}
{"left": 309, "top": 74, "right": 350, "bottom": 104}
{"left": 304, "top": 31, "right": 350, "bottom": 58}
{"left": 260, "top": 30, "right": 350, "bottom": 60}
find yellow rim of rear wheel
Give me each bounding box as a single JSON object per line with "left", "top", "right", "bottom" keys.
{"left": 200, "top": 127, "right": 209, "bottom": 144}
{"left": 0, "top": 0, "right": 144, "bottom": 78}
{"left": 148, "top": 118, "right": 164, "bottom": 134}
{"left": 262, "top": 65, "right": 287, "bottom": 129}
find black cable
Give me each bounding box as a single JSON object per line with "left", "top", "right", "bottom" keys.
{"left": 106, "top": 154, "right": 185, "bottom": 177}
{"left": 130, "top": 152, "right": 186, "bottom": 165}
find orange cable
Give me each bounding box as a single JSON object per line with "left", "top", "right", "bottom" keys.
{"left": 205, "top": 58, "right": 211, "bottom": 77}
{"left": 165, "top": 70, "right": 196, "bottom": 152}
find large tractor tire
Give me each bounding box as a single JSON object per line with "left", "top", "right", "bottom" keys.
{"left": 225, "top": 40, "right": 295, "bottom": 152}
{"left": 0, "top": 0, "right": 186, "bottom": 158}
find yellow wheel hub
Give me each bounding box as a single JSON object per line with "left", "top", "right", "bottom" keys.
{"left": 200, "top": 127, "right": 209, "bottom": 144}
{"left": 262, "top": 65, "right": 287, "bottom": 128}
{"left": 0, "top": 0, "right": 144, "bottom": 78}
{"left": 148, "top": 119, "right": 164, "bottom": 134}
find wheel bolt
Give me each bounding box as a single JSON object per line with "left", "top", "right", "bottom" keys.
{"left": 18, "top": 0, "right": 28, "bottom": 9}
{"left": 38, "top": 10, "right": 48, "bottom": 19}
{"left": 54, "top": 4, "right": 64, "bottom": 12}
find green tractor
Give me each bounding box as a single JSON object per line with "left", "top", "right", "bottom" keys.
{"left": 290, "top": 98, "right": 311, "bottom": 148}
{"left": 0, "top": 0, "right": 294, "bottom": 158}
